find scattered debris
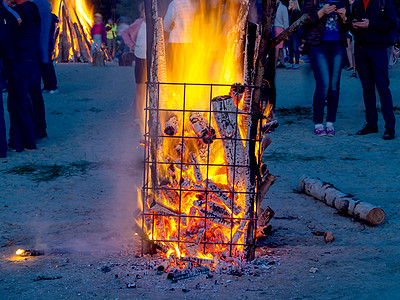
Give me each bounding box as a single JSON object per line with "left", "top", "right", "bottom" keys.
{"left": 312, "top": 231, "right": 325, "bottom": 236}
{"left": 101, "top": 266, "right": 111, "bottom": 273}
{"left": 126, "top": 283, "right": 137, "bottom": 288}
{"left": 33, "top": 275, "right": 62, "bottom": 281}
{"left": 309, "top": 267, "right": 318, "bottom": 273}
{"left": 324, "top": 232, "right": 335, "bottom": 243}
{"left": 167, "top": 265, "right": 210, "bottom": 281}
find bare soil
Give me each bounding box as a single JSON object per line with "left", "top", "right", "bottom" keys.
{"left": 0, "top": 62, "right": 399, "bottom": 299}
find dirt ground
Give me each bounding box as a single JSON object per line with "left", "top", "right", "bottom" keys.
{"left": 0, "top": 61, "right": 399, "bottom": 299}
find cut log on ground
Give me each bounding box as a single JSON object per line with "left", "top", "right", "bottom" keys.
{"left": 298, "top": 175, "right": 386, "bottom": 225}
{"left": 257, "top": 206, "right": 275, "bottom": 226}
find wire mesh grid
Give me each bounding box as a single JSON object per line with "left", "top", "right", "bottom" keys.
{"left": 141, "top": 82, "right": 264, "bottom": 258}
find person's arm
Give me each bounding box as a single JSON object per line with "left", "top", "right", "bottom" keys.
{"left": 121, "top": 19, "right": 143, "bottom": 50}
{"left": 3, "top": 1, "right": 22, "bottom": 24}
{"left": 163, "top": 1, "right": 175, "bottom": 33}
{"left": 283, "top": 6, "right": 289, "bottom": 29}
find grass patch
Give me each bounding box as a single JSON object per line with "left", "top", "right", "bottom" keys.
{"left": 72, "top": 98, "right": 94, "bottom": 102}
{"left": 263, "top": 151, "right": 325, "bottom": 162}
{"left": 275, "top": 106, "right": 313, "bottom": 120}
{"left": 3, "top": 160, "right": 97, "bottom": 182}
{"left": 340, "top": 157, "right": 361, "bottom": 161}
{"left": 89, "top": 107, "right": 103, "bottom": 113}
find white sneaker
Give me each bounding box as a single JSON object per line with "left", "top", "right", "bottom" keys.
{"left": 49, "top": 89, "right": 59, "bottom": 95}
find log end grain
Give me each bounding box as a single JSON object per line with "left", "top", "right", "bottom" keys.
{"left": 365, "top": 207, "right": 386, "bottom": 225}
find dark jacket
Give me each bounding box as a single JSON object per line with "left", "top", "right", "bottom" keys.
{"left": 289, "top": 8, "right": 302, "bottom": 26}
{"left": 349, "top": 0, "right": 397, "bottom": 47}
{"left": 0, "top": 3, "right": 18, "bottom": 60}
{"left": 12, "top": 1, "right": 41, "bottom": 61}
{"left": 302, "top": 0, "right": 350, "bottom": 48}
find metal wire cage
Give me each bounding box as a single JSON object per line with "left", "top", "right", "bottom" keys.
{"left": 141, "top": 82, "right": 264, "bottom": 260}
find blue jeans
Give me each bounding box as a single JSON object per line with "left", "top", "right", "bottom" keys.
{"left": 288, "top": 33, "right": 300, "bottom": 64}
{"left": 309, "top": 41, "right": 345, "bottom": 124}
{"left": 355, "top": 45, "right": 396, "bottom": 129}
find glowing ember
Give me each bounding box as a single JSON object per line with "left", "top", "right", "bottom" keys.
{"left": 15, "top": 249, "right": 24, "bottom": 255}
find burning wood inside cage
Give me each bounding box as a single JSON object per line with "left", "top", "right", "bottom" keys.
{"left": 139, "top": 82, "right": 275, "bottom": 262}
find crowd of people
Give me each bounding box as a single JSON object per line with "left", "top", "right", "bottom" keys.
{"left": 0, "top": 0, "right": 59, "bottom": 158}
{"left": 268, "top": 0, "right": 398, "bottom": 140}
{"left": 1, "top": 0, "right": 398, "bottom": 160}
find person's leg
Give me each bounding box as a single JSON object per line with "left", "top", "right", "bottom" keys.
{"left": 29, "top": 61, "right": 47, "bottom": 140}
{"left": 326, "top": 41, "right": 345, "bottom": 124}
{"left": 288, "top": 36, "right": 294, "bottom": 65}
{"left": 0, "top": 64, "right": 7, "bottom": 157}
{"left": 134, "top": 57, "right": 147, "bottom": 135}
{"left": 309, "top": 44, "right": 330, "bottom": 126}
{"left": 293, "top": 33, "right": 300, "bottom": 65}
{"left": 371, "top": 47, "right": 396, "bottom": 130}
{"left": 354, "top": 46, "right": 378, "bottom": 128}
{"left": 8, "top": 61, "right": 36, "bottom": 150}
{"left": 41, "top": 62, "right": 58, "bottom": 91}
{"left": 346, "top": 38, "right": 353, "bottom": 68}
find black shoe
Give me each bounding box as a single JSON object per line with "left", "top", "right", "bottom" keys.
{"left": 383, "top": 128, "right": 395, "bottom": 140}
{"left": 356, "top": 124, "right": 378, "bottom": 135}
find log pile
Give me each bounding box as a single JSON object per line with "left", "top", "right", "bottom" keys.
{"left": 141, "top": 0, "right": 285, "bottom": 261}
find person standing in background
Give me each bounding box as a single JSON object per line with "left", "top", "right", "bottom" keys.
{"left": 90, "top": 13, "right": 106, "bottom": 59}
{"left": 41, "top": 11, "right": 59, "bottom": 94}
{"left": 273, "top": 0, "right": 289, "bottom": 69}
{"left": 6, "top": 0, "right": 41, "bottom": 152}
{"left": 351, "top": 0, "right": 398, "bottom": 140}
{"left": 122, "top": 2, "right": 146, "bottom": 134}
{"left": 0, "top": 0, "right": 18, "bottom": 157}
{"left": 105, "top": 18, "right": 117, "bottom": 60}
{"left": 302, "top": 0, "right": 350, "bottom": 136}
{"left": 163, "top": 0, "right": 195, "bottom": 82}
{"left": 287, "top": 0, "right": 302, "bottom": 69}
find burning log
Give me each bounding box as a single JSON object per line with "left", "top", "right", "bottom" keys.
{"left": 179, "top": 256, "right": 215, "bottom": 266}
{"left": 188, "top": 112, "right": 216, "bottom": 144}
{"left": 150, "top": 199, "right": 180, "bottom": 215}
{"left": 229, "top": 83, "right": 245, "bottom": 106}
{"left": 167, "top": 265, "right": 210, "bottom": 281}
{"left": 257, "top": 173, "right": 277, "bottom": 212}
{"left": 262, "top": 119, "right": 279, "bottom": 133}
{"left": 164, "top": 115, "right": 178, "bottom": 136}
{"left": 174, "top": 139, "right": 186, "bottom": 156}
{"left": 186, "top": 228, "right": 205, "bottom": 256}
{"left": 204, "top": 179, "right": 241, "bottom": 215}
{"left": 193, "top": 199, "right": 231, "bottom": 219}
{"left": 231, "top": 220, "right": 247, "bottom": 244}
{"left": 257, "top": 206, "right": 275, "bottom": 226}
{"left": 15, "top": 249, "right": 44, "bottom": 257}
{"left": 211, "top": 96, "right": 246, "bottom": 189}
{"left": 189, "top": 152, "right": 203, "bottom": 183}
{"left": 298, "top": 176, "right": 386, "bottom": 225}
{"left": 160, "top": 186, "right": 179, "bottom": 210}
{"left": 261, "top": 136, "right": 272, "bottom": 154}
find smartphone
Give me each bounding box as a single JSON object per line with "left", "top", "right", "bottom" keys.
{"left": 352, "top": 19, "right": 363, "bottom": 22}
{"left": 330, "top": 0, "right": 344, "bottom": 8}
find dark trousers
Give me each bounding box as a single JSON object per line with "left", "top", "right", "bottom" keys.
{"left": 288, "top": 33, "right": 300, "bottom": 65}
{"left": 0, "top": 64, "right": 7, "bottom": 157}
{"left": 309, "top": 41, "right": 345, "bottom": 124}
{"left": 355, "top": 45, "right": 396, "bottom": 129}
{"left": 41, "top": 62, "right": 58, "bottom": 91}
{"left": 6, "top": 60, "right": 37, "bottom": 150}
{"left": 30, "top": 63, "right": 47, "bottom": 139}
